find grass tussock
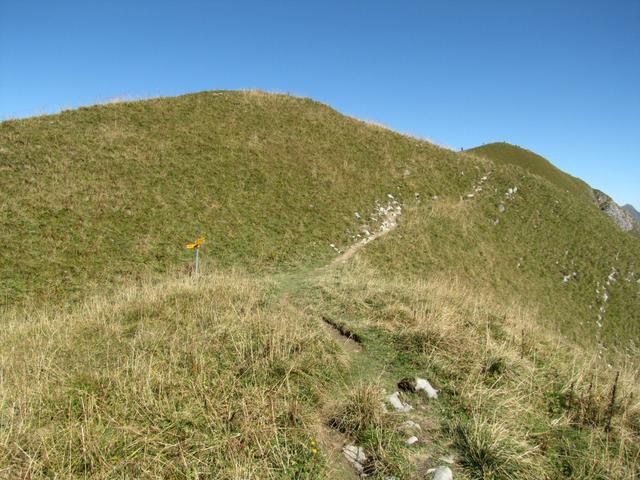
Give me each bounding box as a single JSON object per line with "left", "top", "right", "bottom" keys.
{"left": 450, "top": 415, "right": 541, "bottom": 480}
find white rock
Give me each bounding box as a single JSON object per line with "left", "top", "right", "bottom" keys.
{"left": 387, "top": 391, "right": 413, "bottom": 412}
{"left": 343, "top": 445, "right": 367, "bottom": 472}
{"left": 415, "top": 378, "right": 438, "bottom": 399}
{"left": 432, "top": 466, "right": 453, "bottom": 480}
{"left": 406, "top": 436, "right": 419, "bottom": 445}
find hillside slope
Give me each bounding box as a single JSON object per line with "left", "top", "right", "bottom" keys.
{"left": 0, "top": 90, "right": 470, "bottom": 306}
{"left": 466, "top": 142, "right": 593, "bottom": 200}
{"left": 1, "top": 91, "right": 639, "bottom": 478}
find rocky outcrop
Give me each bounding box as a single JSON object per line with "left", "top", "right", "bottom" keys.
{"left": 593, "top": 190, "right": 636, "bottom": 232}
{"left": 623, "top": 204, "right": 640, "bottom": 222}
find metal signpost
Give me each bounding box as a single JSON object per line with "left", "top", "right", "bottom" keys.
{"left": 185, "top": 237, "right": 205, "bottom": 275}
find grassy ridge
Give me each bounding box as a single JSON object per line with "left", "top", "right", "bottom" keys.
{"left": 467, "top": 142, "right": 593, "bottom": 200}
{"left": 0, "top": 90, "right": 472, "bottom": 306}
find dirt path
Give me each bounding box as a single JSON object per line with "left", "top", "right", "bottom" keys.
{"left": 331, "top": 200, "right": 402, "bottom": 266}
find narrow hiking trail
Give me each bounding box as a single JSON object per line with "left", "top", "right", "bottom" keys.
{"left": 331, "top": 198, "right": 403, "bottom": 266}
{"left": 276, "top": 194, "right": 464, "bottom": 479}
{"left": 304, "top": 177, "right": 498, "bottom": 478}
{"left": 276, "top": 176, "right": 494, "bottom": 477}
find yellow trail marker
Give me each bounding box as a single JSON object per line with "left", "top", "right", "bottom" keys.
{"left": 185, "top": 237, "right": 205, "bottom": 274}
{"left": 185, "top": 237, "right": 205, "bottom": 249}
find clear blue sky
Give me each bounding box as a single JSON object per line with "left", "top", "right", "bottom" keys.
{"left": 1, "top": 1, "right": 639, "bottom": 207}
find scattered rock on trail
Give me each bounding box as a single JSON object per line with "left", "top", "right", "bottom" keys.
{"left": 387, "top": 391, "right": 413, "bottom": 412}
{"left": 405, "top": 435, "right": 419, "bottom": 445}
{"left": 416, "top": 378, "right": 438, "bottom": 399}
{"left": 427, "top": 466, "right": 453, "bottom": 480}
{"left": 343, "top": 445, "right": 367, "bottom": 474}
{"left": 397, "top": 377, "right": 438, "bottom": 399}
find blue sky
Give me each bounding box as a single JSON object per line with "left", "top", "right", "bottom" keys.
{"left": 1, "top": 1, "right": 639, "bottom": 206}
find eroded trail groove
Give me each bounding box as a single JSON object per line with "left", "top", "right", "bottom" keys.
{"left": 331, "top": 198, "right": 402, "bottom": 266}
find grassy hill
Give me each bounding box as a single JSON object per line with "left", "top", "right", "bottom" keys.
{"left": 466, "top": 142, "right": 593, "bottom": 200}
{"left": 0, "top": 90, "right": 468, "bottom": 306}
{"left": 1, "top": 91, "right": 639, "bottom": 478}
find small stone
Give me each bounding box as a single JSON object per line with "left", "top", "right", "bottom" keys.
{"left": 343, "top": 445, "right": 367, "bottom": 473}
{"left": 406, "top": 435, "right": 419, "bottom": 445}
{"left": 498, "top": 204, "right": 506, "bottom": 213}
{"left": 415, "top": 378, "right": 438, "bottom": 399}
{"left": 431, "top": 466, "right": 453, "bottom": 480}
{"left": 387, "top": 391, "right": 412, "bottom": 412}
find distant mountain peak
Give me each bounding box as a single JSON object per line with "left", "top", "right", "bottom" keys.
{"left": 622, "top": 204, "right": 640, "bottom": 222}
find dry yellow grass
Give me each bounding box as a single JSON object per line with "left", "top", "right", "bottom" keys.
{"left": 0, "top": 273, "right": 347, "bottom": 478}
{"left": 303, "top": 261, "right": 640, "bottom": 478}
